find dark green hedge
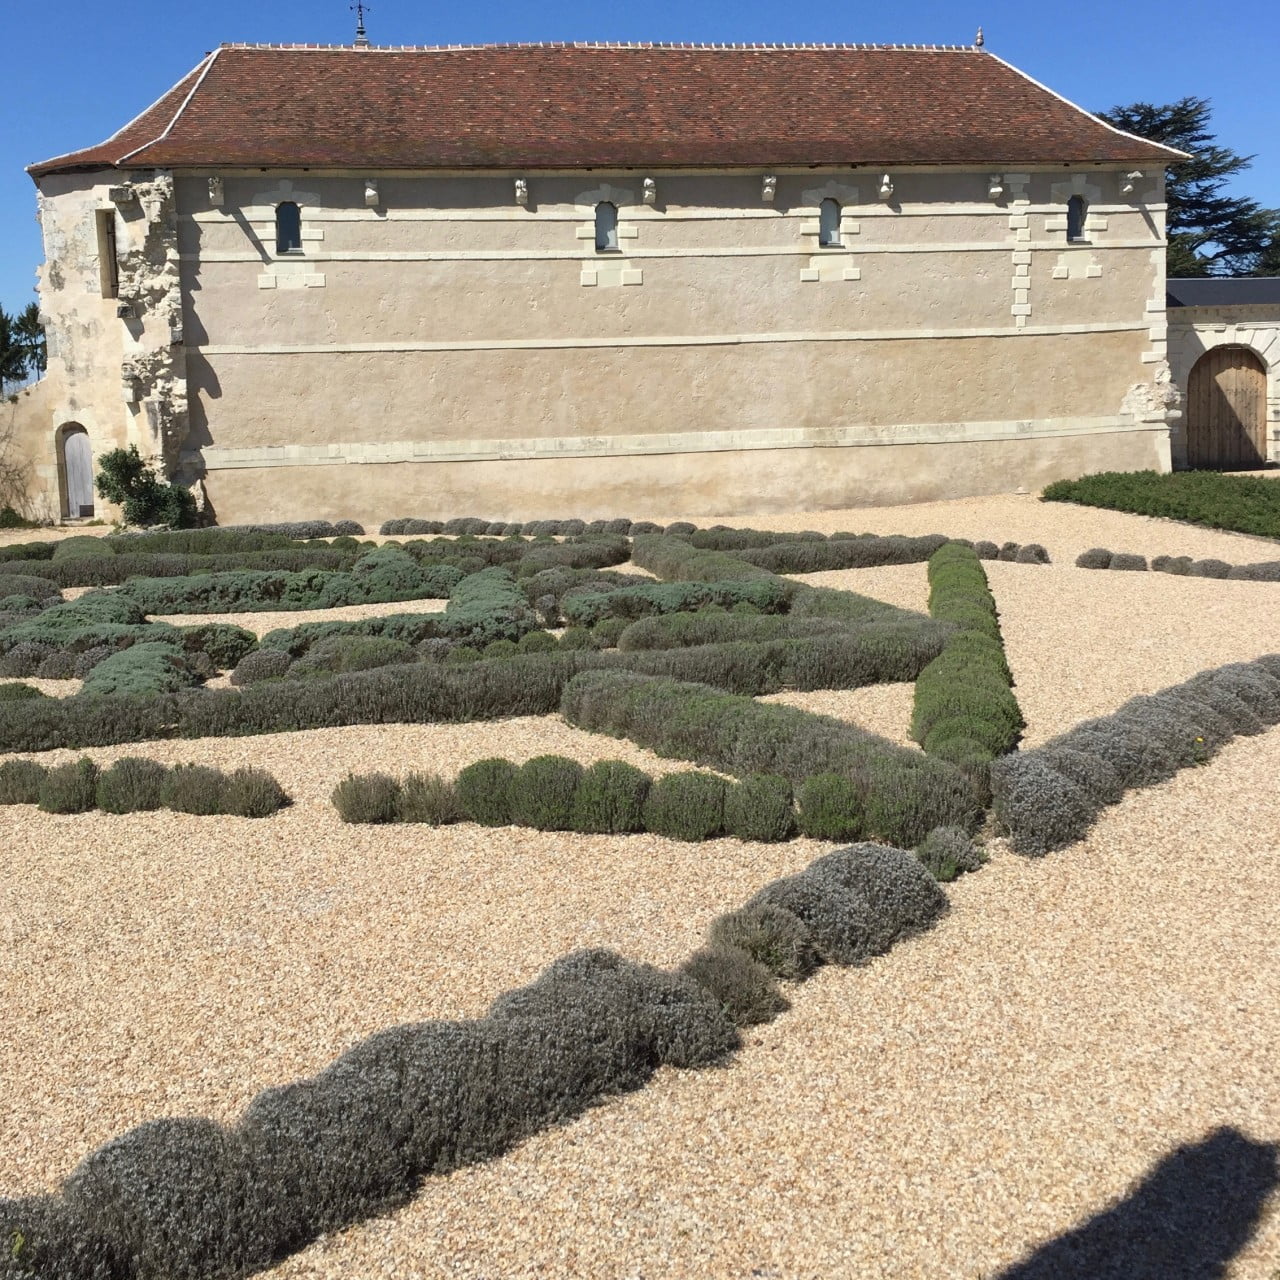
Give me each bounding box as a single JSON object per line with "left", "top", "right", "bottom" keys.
{"left": 1041, "top": 470, "right": 1280, "bottom": 540}
{"left": 560, "top": 578, "right": 791, "bottom": 627}
{"left": 737, "top": 533, "right": 950, "bottom": 572}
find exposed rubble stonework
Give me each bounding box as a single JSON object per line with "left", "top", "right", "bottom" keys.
{"left": 13, "top": 42, "right": 1185, "bottom": 526}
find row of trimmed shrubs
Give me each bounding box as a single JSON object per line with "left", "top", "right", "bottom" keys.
{"left": 560, "top": 669, "right": 982, "bottom": 846}
{"left": 1075, "top": 547, "right": 1280, "bottom": 580}
{"left": 735, "top": 534, "right": 1052, "bottom": 573}
{"left": 910, "top": 543, "right": 1024, "bottom": 780}
{"left": 115, "top": 547, "right": 464, "bottom": 616}
{"left": 0, "top": 756, "right": 288, "bottom": 817}
{"left": 0, "top": 837, "right": 955, "bottom": 1279}
{"left": 992, "top": 655, "right": 1280, "bottom": 854}
{"left": 331, "top": 758, "right": 988, "bottom": 876}
{"left": 0, "top": 626, "right": 956, "bottom": 754}
{"left": 380, "top": 516, "right": 658, "bottom": 537}
{"left": 1042, "top": 469, "right": 1280, "bottom": 539}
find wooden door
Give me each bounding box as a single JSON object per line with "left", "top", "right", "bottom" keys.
{"left": 62, "top": 429, "right": 94, "bottom": 517}
{"left": 1185, "top": 346, "right": 1267, "bottom": 469}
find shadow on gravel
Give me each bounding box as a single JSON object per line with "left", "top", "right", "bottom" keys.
{"left": 994, "top": 1127, "right": 1279, "bottom": 1280}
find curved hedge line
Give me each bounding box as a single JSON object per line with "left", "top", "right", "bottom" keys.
{"left": 1074, "top": 547, "right": 1280, "bottom": 580}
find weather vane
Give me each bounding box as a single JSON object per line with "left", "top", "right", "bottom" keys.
{"left": 351, "top": 2, "right": 371, "bottom": 47}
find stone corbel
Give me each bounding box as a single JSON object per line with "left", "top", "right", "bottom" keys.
{"left": 364, "top": 179, "right": 379, "bottom": 207}
{"left": 988, "top": 174, "right": 1005, "bottom": 200}
{"left": 762, "top": 174, "right": 777, "bottom": 203}
{"left": 208, "top": 177, "right": 224, "bottom": 208}
{"left": 1122, "top": 171, "right": 1144, "bottom": 196}
{"left": 514, "top": 177, "right": 528, "bottom": 206}
{"left": 643, "top": 178, "right": 657, "bottom": 206}
{"left": 878, "top": 174, "right": 895, "bottom": 201}
{"left": 108, "top": 184, "right": 137, "bottom": 206}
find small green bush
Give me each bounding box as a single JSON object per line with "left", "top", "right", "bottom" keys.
{"left": 679, "top": 944, "right": 789, "bottom": 1026}
{"left": 558, "top": 626, "right": 594, "bottom": 651}
{"left": 160, "top": 764, "right": 229, "bottom": 816}
{"left": 516, "top": 629, "right": 558, "bottom": 654}
{"left": 570, "top": 759, "right": 650, "bottom": 833}
{"left": 482, "top": 639, "right": 520, "bottom": 660}
{"left": 331, "top": 772, "right": 401, "bottom": 823}
{"left": 396, "top": 772, "right": 464, "bottom": 824}
{"left": 221, "top": 767, "right": 289, "bottom": 817}
{"left": 52, "top": 535, "right": 115, "bottom": 561}
{"left": 96, "top": 757, "right": 168, "bottom": 813}
{"left": 0, "top": 758, "right": 48, "bottom": 803}
{"left": 230, "top": 649, "right": 292, "bottom": 685}
{"left": 509, "top": 755, "right": 585, "bottom": 830}
{"left": 591, "top": 616, "right": 629, "bottom": 648}
{"left": 724, "top": 774, "right": 794, "bottom": 842}
{"left": 1109, "top": 552, "right": 1148, "bottom": 572}
{"left": 641, "top": 771, "right": 727, "bottom": 841}
{"left": 95, "top": 444, "right": 198, "bottom": 528}
{"left": 1075, "top": 547, "right": 1114, "bottom": 569}
{"left": 796, "top": 773, "right": 864, "bottom": 840}
{"left": 79, "top": 642, "right": 199, "bottom": 699}
{"left": 455, "top": 757, "right": 518, "bottom": 826}
{"left": 709, "top": 901, "right": 821, "bottom": 980}
{"left": 175, "top": 623, "right": 257, "bottom": 670}
{"left": 38, "top": 758, "right": 99, "bottom": 813}
{"left": 916, "top": 825, "right": 986, "bottom": 881}
{"left": 0, "top": 682, "right": 48, "bottom": 702}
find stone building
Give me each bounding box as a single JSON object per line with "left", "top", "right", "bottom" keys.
{"left": 12, "top": 41, "right": 1185, "bottom": 525}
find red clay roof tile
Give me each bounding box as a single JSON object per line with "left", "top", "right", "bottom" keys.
{"left": 28, "top": 43, "right": 1180, "bottom": 178}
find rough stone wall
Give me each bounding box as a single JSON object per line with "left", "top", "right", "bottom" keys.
{"left": 18, "top": 169, "right": 188, "bottom": 519}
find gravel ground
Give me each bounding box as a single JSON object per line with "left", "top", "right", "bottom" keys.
{"left": 0, "top": 676, "right": 81, "bottom": 698}
{"left": 1, "top": 494, "right": 1277, "bottom": 1277}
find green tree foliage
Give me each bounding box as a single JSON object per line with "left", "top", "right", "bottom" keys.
{"left": 0, "top": 306, "right": 28, "bottom": 390}
{"left": 15, "top": 304, "right": 46, "bottom": 377}
{"left": 95, "top": 444, "right": 198, "bottom": 528}
{"left": 1097, "top": 97, "right": 1280, "bottom": 276}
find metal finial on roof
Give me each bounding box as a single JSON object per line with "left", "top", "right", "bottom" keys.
{"left": 974, "top": 26, "right": 984, "bottom": 47}
{"left": 351, "top": 2, "right": 371, "bottom": 47}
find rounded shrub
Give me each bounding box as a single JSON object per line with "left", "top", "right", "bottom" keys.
{"left": 73, "top": 645, "right": 114, "bottom": 679}
{"left": 0, "top": 681, "right": 48, "bottom": 702}
{"left": 230, "top": 649, "right": 292, "bottom": 686}
{"left": 161, "top": 764, "right": 229, "bottom": 816}
{"left": 641, "top": 771, "right": 727, "bottom": 841}
{"left": 331, "top": 772, "right": 401, "bottom": 823}
{"left": 455, "top": 757, "right": 518, "bottom": 826}
{"left": 591, "top": 616, "right": 629, "bottom": 648}
{"left": 709, "top": 901, "right": 820, "bottom": 980}
{"left": 482, "top": 639, "right": 520, "bottom": 660}
{"left": 0, "top": 758, "right": 48, "bottom": 804}
{"left": 990, "top": 754, "right": 1094, "bottom": 856}
{"left": 0, "top": 642, "right": 51, "bottom": 678}
{"left": 570, "top": 759, "right": 651, "bottom": 833}
{"left": 1109, "top": 552, "right": 1148, "bottom": 572}
{"left": 1014, "top": 543, "right": 1050, "bottom": 565}
{"left": 679, "top": 944, "right": 789, "bottom": 1026}
{"left": 1075, "top": 548, "right": 1113, "bottom": 569}
{"left": 509, "top": 755, "right": 585, "bottom": 830}
{"left": 1189, "top": 558, "right": 1231, "bottom": 578}
{"left": 516, "top": 629, "right": 558, "bottom": 654}
{"left": 396, "top": 772, "right": 464, "bottom": 824}
{"left": 38, "top": 758, "right": 100, "bottom": 814}
{"left": 221, "top": 767, "right": 289, "bottom": 818}
{"left": 558, "top": 626, "right": 594, "bottom": 651}
{"left": 444, "top": 645, "right": 482, "bottom": 665}
{"left": 35, "top": 651, "right": 78, "bottom": 679}
{"left": 796, "top": 773, "right": 864, "bottom": 841}
{"left": 52, "top": 535, "right": 115, "bottom": 561}
{"left": 96, "top": 757, "right": 169, "bottom": 813}
{"left": 1152, "top": 555, "right": 1193, "bottom": 575}
{"left": 916, "top": 825, "right": 986, "bottom": 882}
{"left": 724, "top": 774, "right": 794, "bottom": 842}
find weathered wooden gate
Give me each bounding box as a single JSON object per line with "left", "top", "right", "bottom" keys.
{"left": 1185, "top": 345, "right": 1268, "bottom": 469}
{"left": 60, "top": 427, "right": 95, "bottom": 518}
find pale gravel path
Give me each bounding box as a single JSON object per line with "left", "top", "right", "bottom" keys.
{"left": 0, "top": 676, "right": 81, "bottom": 698}
{"left": 270, "top": 727, "right": 1280, "bottom": 1280}
{"left": 761, "top": 683, "right": 918, "bottom": 748}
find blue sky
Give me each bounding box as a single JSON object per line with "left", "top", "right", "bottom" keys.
{"left": 2, "top": 0, "right": 1277, "bottom": 312}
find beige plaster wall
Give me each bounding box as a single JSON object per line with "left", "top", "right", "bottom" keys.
{"left": 203, "top": 426, "right": 1172, "bottom": 530}
{"left": 24, "top": 163, "right": 1175, "bottom": 522}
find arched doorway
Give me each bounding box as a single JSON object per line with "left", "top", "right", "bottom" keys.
{"left": 1185, "top": 346, "right": 1268, "bottom": 469}
{"left": 57, "top": 425, "right": 95, "bottom": 518}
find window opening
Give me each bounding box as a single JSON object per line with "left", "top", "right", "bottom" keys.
{"left": 95, "top": 210, "right": 119, "bottom": 298}
{"left": 818, "top": 198, "right": 843, "bottom": 247}
{"left": 594, "top": 202, "right": 619, "bottom": 252}
{"left": 276, "top": 201, "right": 302, "bottom": 254}
{"left": 1066, "top": 195, "right": 1088, "bottom": 242}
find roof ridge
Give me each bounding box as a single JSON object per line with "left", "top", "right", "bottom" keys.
{"left": 215, "top": 40, "right": 984, "bottom": 52}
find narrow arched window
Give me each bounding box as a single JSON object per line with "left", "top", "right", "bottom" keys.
{"left": 595, "top": 202, "right": 619, "bottom": 252}
{"left": 819, "top": 198, "right": 843, "bottom": 247}
{"left": 1066, "top": 195, "right": 1088, "bottom": 243}
{"left": 276, "top": 201, "right": 302, "bottom": 254}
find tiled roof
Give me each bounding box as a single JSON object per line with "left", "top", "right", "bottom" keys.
{"left": 28, "top": 42, "right": 1181, "bottom": 178}
{"left": 1167, "top": 277, "right": 1280, "bottom": 307}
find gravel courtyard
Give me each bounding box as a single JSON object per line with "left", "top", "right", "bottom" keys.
{"left": 1, "top": 492, "right": 1277, "bottom": 1277}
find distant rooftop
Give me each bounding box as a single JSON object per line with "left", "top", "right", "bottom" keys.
{"left": 29, "top": 42, "right": 1181, "bottom": 178}
{"left": 1167, "top": 277, "right": 1280, "bottom": 308}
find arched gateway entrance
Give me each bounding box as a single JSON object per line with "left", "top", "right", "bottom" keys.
{"left": 1185, "top": 346, "right": 1268, "bottom": 469}
{"left": 57, "top": 424, "right": 95, "bottom": 518}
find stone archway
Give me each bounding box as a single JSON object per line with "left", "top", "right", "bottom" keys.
{"left": 1185, "top": 346, "right": 1268, "bottom": 470}
{"left": 56, "top": 424, "right": 95, "bottom": 518}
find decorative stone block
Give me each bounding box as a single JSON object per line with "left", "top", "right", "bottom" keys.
{"left": 621, "top": 269, "right": 643, "bottom": 286}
